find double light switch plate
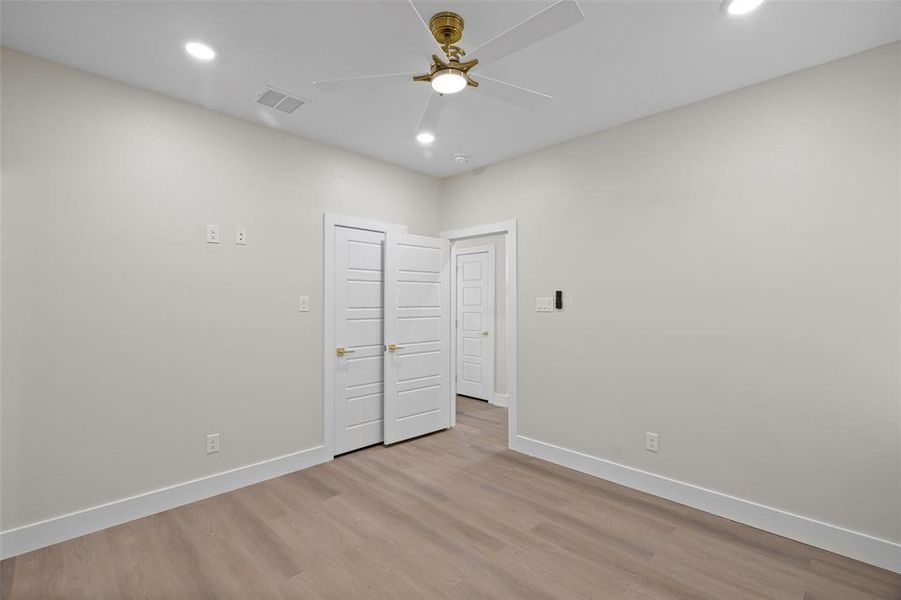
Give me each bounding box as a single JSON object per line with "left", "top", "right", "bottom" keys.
{"left": 536, "top": 297, "right": 554, "bottom": 312}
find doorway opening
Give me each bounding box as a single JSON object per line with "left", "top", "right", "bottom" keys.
{"left": 442, "top": 221, "right": 518, "bottom": 446}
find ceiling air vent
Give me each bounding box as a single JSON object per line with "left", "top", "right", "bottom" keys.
{"left": 254, "top": 86, "right": 308, "bottom": 114}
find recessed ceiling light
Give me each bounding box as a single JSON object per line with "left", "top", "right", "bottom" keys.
{"left": 416, "top": 132, "right": 436, "bottom": 145}
{"left": 185, "top": 41, "right": 216, "bottom": 61}
{"left": 453, "top": 153, "right": 470, "bottom": 163}
{"left": 721, "top": 0, "right": 765, "bottom": 16}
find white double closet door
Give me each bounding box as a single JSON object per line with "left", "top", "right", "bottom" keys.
{"left": 334, "top": 226, "right": 451, "bottom": 454}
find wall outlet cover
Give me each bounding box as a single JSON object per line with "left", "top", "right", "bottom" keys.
{"left": 646, "top": 432, "right": 659, "bottom": 453}
{"left": 206, "top": 433, "right": 220, "bottom": 454}
{"left": 298, "top": 296, "right": 310, "bottom": 312}
{"left": 206, "top": 224, "right": 220, "bottom": 244}
{"left": 235, "top": 227, "right": 247, "bottom": 245}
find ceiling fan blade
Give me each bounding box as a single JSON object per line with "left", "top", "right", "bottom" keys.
{"left": 468, "top": 0, "right": 584, "bottom": 67}
{"left": 408, "top": 0, "right": 447, "bottom": 57}
{"left": 473, "top": 75, "right": 553, "bottom": 111}
{"left": 313, "top": 73, "right": 412, "bottom": 91}
{"left": 417, "top": 92, "right": 446, "bottom": 134}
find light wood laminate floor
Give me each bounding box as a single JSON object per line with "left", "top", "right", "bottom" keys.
{"left": 2, "top": 397, "right": 899, "bottom": 599}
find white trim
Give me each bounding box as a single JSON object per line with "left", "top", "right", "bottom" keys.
{"left": 441, "top": 221, "right": 518, "bottom": 447}
{"left": 448, "top": 249, "right": 459, "bottom": 427}
{"left": 442, "top": 221, "right": 516, "bottom": 241}
{"left": 511, "top": 434, "right": 901, "bottom": 574}
{"left": 323, "top": 213, "right": 406, "bottom": 457}
{"left": 451, "top": 244, "right": 496, "bottom": 404}
{"left": 0, "top": 444, "right": 331, "bottom": 560}
{"left": 491, "top": 393, "right": 509, "bottom": 407}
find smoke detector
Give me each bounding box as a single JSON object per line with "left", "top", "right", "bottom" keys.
{"left": 453, "top": 153, "right": 470, "bottom": 164}
{"left": 254, "top": 86, "right": 308, "bottom": 114}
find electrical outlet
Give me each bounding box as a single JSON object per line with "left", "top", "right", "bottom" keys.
{"left": 206, "top": 224, "right": 220, "bottom": 244}
{"left": 235, "top": 227, "right": 247, "bottom": 245}
{"left": 206, "top": 433, "right": 220, "bottom": 454}
{"left": 645, "top": 432, "right": 659, "bottom": 453}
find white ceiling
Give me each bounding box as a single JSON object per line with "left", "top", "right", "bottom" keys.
{"left": 3, "top": 1, "right": 900, "bottom": 177}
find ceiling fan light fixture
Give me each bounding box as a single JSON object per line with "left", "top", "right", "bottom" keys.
{"left": 431, "top": 68, "right": 468, "bottom": 95}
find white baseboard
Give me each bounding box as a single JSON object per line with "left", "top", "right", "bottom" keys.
{"left": 490, "top": 393, "right": 509, "bottom": 407}
{"left": 6, "top": 435, "right": 897, "bottom": 574}
{"left": 510, "top": 434, "right": 901, "bottom": 574}
{"left": 0, "top": 445, "right": 332, "bottom": 560}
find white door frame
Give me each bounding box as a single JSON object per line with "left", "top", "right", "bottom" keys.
{"left": 452, "top": 244, "right": 495, "bottom": 403}
{"left": 323, "top": 213, "right": 407, "bottom": 458}
{"left": 441, "top": 220, "right": 518, "bottom": 447}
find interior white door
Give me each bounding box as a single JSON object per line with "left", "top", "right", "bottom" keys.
{"left": 383, "top": 232, "right": 451, "bottom": 444}
{"left": 334, "top": 226, "right": 385, "bottom": 454}
{"left": 455, "top": 248, "right": 494, "bottom": 401}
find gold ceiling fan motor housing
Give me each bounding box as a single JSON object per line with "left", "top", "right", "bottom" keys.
{"left": 429, "top": 11, "right": 464, "bottom": 45}
{"left": 414, "top": 11, "right": 479, "bottom": 90}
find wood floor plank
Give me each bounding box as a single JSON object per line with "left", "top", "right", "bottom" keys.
{"left": 3, "top": 397, "right": 899, "bottom": 599}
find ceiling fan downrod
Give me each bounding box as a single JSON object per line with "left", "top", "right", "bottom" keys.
{"left": 429, "top": 11, "right": 466, "bottom": 60}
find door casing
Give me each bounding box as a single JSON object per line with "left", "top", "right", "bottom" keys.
{"left": 443, "top": 221, "right": 518, "bottom": 443}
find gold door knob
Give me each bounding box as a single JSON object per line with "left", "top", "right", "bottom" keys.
{"left": 336, "top": 347, "right": 355, "bottom": 357}
{"left": 482, "top": 331, "right": 489, "bottom": 335}
{"left": 387, "top": 344, "right": 405, "bottom": 352}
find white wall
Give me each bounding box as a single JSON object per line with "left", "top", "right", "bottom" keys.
{"left": 3, "top": 39, "right": 900, "bottom": 567}
{"left": 453, "top": 234, "right": 506, "bottom": 396}
{"left": 440, "top": 43, "right": 901, "bottom": 544}
{"left": 0, "top": 49, "right": 440, "bottom": 531}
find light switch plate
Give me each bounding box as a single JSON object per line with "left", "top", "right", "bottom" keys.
{"left": 235, "top": 228, "right": 247, "bottom": 245}
{"left": 536, "top": 297, "right": 554, "bottom": 312}
{"left": 206, "top": 224, "right": 220, "bottom": 244}
{"left": 298, "top": 296, "right": 310, "bottom": 312}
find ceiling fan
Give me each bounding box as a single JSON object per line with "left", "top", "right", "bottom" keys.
{"left": 313, "top": 0, "right": 584, "bottom": 141}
